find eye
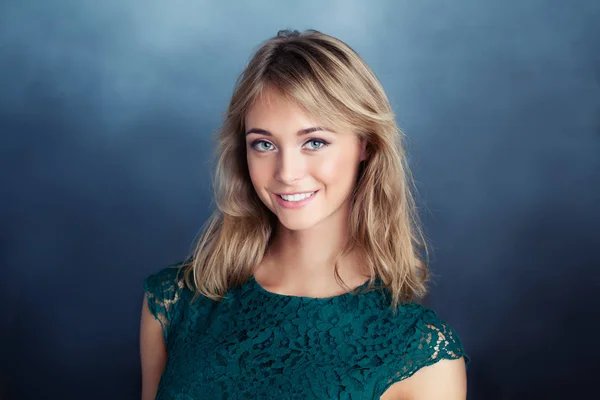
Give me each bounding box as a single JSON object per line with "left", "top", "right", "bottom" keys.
{"left": 304, "top": 139, "right": 329, "bottom": 151}
{"left": 251, "top": 140, "right": 275, "bottom": 152}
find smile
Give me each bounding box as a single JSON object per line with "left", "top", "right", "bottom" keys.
{"left": 278, "top": 191, "right": 316, "bottom": 202}
{"left": 274, "top": 190, "right": 318, "bottom": 209}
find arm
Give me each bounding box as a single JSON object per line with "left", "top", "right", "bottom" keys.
{"left": 140, "top": 293, "right": 167, "bottom": 400}
{"left": 380, "top": 356, "right": 467, "bottom": 400}
{"left": 406, "top": 356, "right": 467, "bottom": 399}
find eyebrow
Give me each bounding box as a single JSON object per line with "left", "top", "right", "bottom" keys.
{"left": 245, "top": 126, "right": 332, "bottom": 136}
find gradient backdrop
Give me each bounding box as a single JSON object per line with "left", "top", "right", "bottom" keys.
{"left": 1, "top": 1, "right": 599, "bottom": 399}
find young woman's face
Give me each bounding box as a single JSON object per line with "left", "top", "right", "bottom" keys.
{"left": 245, "top": 86, "right": 367, "bottom": 232}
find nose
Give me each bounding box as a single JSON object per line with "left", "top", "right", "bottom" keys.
{"left": 274, "top": 148, "right": 305, "bottom": 184}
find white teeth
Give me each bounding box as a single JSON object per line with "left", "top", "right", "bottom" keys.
{"left": 279, "top": 192, "right": 315, "bottom": 202}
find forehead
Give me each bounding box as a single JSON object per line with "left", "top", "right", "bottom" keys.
{"left": 244, "top": 85, "right": 351, "bottom": 133}
{"left": 246, "top": 87, "right": 312, "bottom": 123}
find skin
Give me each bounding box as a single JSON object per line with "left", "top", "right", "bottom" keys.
{"left": 245, "top": 85, "right": 370, "bottom": 297}
{"left": 140, "top": 296, "right": 167, "bottom": 400}
{"left": 379, "top": 357, "right": 467, "bottom": 399}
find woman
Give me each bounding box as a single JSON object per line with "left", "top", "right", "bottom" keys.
{"left": 140, "top": 29, "right": 469, "bottom": 399}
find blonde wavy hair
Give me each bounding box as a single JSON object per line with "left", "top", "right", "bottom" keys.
{"left": 182, "top": 29, "right": 430, "bottom": 312}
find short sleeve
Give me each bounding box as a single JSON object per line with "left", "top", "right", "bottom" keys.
{"left": 143, "top": 264, "right": 186, "bottom": 344}
{"left": 385, "top": 305, "right": 470, "bottom": 389}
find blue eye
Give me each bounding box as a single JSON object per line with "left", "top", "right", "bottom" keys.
{"left": 251, "top": 140, "right": 274, "bottom": 151}
{"left": 304, "top": 139, "right": 329, "bottom": 150}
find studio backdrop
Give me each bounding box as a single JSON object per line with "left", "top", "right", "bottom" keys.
{"left": 1, "top": 1, "right": 599, "bottom": 399}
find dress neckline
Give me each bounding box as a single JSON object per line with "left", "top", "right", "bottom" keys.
{"left": 249, "top": 274, "right": 379, "bottom": 302}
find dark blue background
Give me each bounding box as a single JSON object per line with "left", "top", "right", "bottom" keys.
{"left": 1, "top": 1, "right": 599, "bottom": 399}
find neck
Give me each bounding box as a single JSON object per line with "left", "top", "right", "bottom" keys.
{"left": 255, "top": 203, "right": 369, "bottom": 296}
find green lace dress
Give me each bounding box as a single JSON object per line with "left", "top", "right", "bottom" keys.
{"left": 143, "top": 263, "right": 469, "bottom": 400}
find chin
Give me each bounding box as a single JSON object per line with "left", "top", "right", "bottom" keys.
{"left": 276, "top": 215, "right": 322, "bottom": 232}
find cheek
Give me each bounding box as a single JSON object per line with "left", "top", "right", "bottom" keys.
{"left": 247, "top": 155, "right": 270, "bottom": 190}
{"left": 314, "top": 149, "right": 359, "bottom": 185}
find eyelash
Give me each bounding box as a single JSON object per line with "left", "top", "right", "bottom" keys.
{"left": 250, "top": 138, "right": 330, "bottom": 152}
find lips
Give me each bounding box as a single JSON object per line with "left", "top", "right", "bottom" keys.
{"left": 273, "top": 190, "right": 319, "bottom": 209}
{"left": 275, "top": 191, "right": 317, "bottom": 196}
{"left": 277, "top": 191, "right": 316, "bottom": 201}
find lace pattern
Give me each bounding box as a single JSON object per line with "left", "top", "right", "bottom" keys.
{"left": 143, "top": 265, "right": 185, "bottom": 343}
{"left": 143, "top": 265, "right": 469, "bottom": 399}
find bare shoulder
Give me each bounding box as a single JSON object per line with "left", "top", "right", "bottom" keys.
{"left": 380, "top": 356, "right": 467, "bottom": 400}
